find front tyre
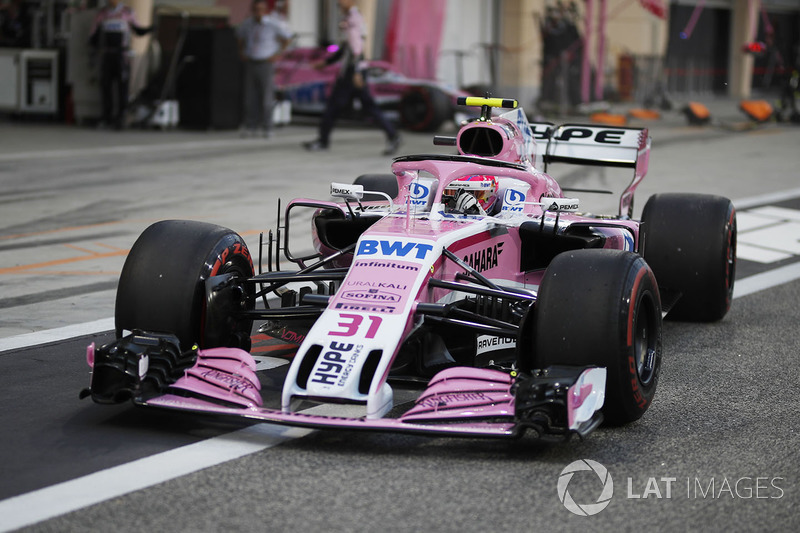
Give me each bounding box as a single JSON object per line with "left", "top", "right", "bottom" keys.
{"left": 534, "top": 250, "right": 663, "bottom": 425}
{"left": 115, "top": 220, "right": 255, "bottom": 351}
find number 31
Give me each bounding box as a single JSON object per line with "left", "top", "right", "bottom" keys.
{"left": 328, "top": 313, "right": 382, "bottom": 338}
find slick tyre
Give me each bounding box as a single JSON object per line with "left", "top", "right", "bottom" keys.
{"left": 535, "top": 250, "right": 663, "bottom": 425}
{"left": 642, "top": 193, "right": 736, "bottom": 322}
{"left": 399, "top": 86, "right": 451, "bottom": 132}
{"left": 115, "top": 220, "right": 255, "bottom": 351}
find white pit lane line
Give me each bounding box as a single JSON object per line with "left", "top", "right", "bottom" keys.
{"left": 731, "top": 262, "right": 800, "bottom": 299}
{"left": 0, "top": 318, "right": 115, "bottom": 354}
{"left": 0, "top": 425, "right": 312, "bottom": 533}
{"left": 0, "top": 136, "right": 309, "bottom": 163}
{"left": 3, "top": 188, "right": 800, "bottom": 529}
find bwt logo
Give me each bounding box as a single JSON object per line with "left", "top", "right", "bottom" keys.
{"left": 557, "top": 459, "right": 614, "bottom": 516}
{"left": 409, "top": 182, "right": 429, "bottom": 199}
{"left": 502, "top": 188, "right": 526, "bottom": 212}
{"left": 357, "top": 239, "right": 434, "bottom": 260}
{"left": 409, "top": 182, "right": 431, "bottom": 207}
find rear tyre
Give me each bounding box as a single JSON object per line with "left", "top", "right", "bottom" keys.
{"left": 399, "top": 86, "right": 451, "bottom": 132}
{"left": 534, "top": 250, "right": 662, "bottom": 425}
{"left": 115, "top": 220, "right": 255, "bottom": 351}
{"left": 642, "top": 193, "right": 736, "bottom": 322}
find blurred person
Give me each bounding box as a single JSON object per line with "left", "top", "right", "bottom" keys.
{"left": 535, "top": 1, "right": 581, "bottom": 107}
{"left": 303, "top": 0, "right": 401, "bottom": 155}
{"left": 0, "top": 0, "right": 25, "bottom": 47}
{"left": 236, "top": 0, "right": 292, "bottom": 138}
{"left": 777, "top": 40, "right": 800, "bottom": 123}
{"left": 89, "top": 0, "right": 152, "bottom": 130}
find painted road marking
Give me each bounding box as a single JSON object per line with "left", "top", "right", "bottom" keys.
{"left": 0, "top": 318, "right": 115, "bottom": 353}
{"left": 737, "top": 206, "right": 800, "bottom": 264}
{"left": 0, "top": 424, "right": 312, "bottom": 533}
{"left": 731, "top": 262, "right": 800, "bottom": 299}
{"left": 0, "top": 247, "right": 129, "bottom": 275}
{"left": 736, "top": 244, "right": 792, "bottom": 264}
{"left": 747, "top": 206, "right": 800, "bottom": 222}
{"left": 737, "top": 211, "right": 783, "bottom": 232}
{"left": 0, "top": 136, "right": 306, "bottom": 163}
{"left": 252, "top": 355, "right": 289, "bottom": 371}
{"left": 733, "top": 186, "right": 800, "bottom": 209}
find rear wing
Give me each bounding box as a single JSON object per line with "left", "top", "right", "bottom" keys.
{"left": 530, "top": 123, "right": 651, "bottom": 218}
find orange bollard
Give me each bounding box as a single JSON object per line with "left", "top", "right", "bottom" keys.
{"left": 739, "top": 100, "right": 774, "bottom": 122}
{"left": 683, "top": 102, "right": 711, "bottom": 125}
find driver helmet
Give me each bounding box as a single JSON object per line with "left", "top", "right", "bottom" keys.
{"left": 443, "top": 175, "right": 498, "bottom": 213}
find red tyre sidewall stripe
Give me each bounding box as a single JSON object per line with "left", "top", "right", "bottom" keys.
{"left": 626, "top": 266, "right": 647, "bottom": 347}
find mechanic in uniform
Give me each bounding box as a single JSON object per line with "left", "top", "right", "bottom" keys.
{"left": 89, "top": 0, "right": 151, "bottom": 130}
{"left": 303, "top": 0, "right": 401, "bottom": 155}
{"left": 236, "top": 0, "right": 292, "bottom": 138}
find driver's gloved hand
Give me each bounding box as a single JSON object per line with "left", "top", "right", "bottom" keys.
{"left": 453, "top": 189, "right": 486, "bottom": 215}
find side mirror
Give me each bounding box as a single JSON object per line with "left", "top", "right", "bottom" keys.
{"left": 330, "top": 182, "right": 364, "bottom": 200}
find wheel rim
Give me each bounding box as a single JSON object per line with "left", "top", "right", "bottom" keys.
{"left": 218, "top": 259, "right": 255, "bottom": 316}
{"left": 201, "top": 257, "right": 254, "bottom": 348}
{"left": 633, "top": 296, "right": 658, "bottom": 386}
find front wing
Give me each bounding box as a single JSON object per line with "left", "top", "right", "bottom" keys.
{"left": 82, "top": 333, "right": 606, "bottom": 441}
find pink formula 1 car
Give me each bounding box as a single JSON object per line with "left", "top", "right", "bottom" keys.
{"left": 82, "top": 97, "right": 736, "bottom": 441}
{"left": 275, "top": 47, "right": 470, "bottom": 132}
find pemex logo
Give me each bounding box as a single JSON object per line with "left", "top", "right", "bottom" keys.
{"left": 557, "top": 459, "right": 614, "bottom": 516}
